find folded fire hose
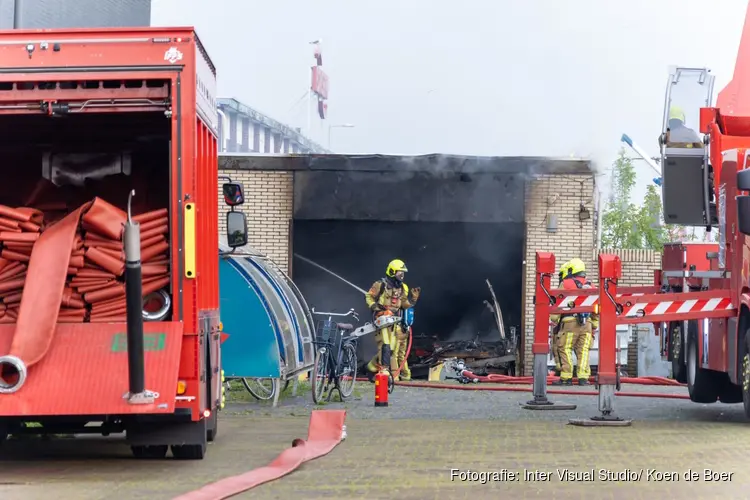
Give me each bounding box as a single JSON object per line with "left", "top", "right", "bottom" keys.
{"left": 0, "top": 197, "right": 172, "bottom": 392}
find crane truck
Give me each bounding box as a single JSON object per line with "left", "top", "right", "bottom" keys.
{"left": 0, "top": 26, "right": 248, "bottom": 459}
{"left": 530, "top": 5, "right": 750, "bottom": 422}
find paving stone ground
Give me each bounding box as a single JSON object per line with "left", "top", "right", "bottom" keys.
{"left": 2, "top": 381, "right": 750, "bottom": 499}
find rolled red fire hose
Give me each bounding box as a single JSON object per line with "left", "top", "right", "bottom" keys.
{"left": 0, "top": 199, "right": 172, "bottom": 393}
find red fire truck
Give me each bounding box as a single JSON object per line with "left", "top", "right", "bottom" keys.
{"left": 530, "top": 4, "right": 750, "bottom": 422}
{"left": 0, "top": 27, "right": 248, "bottom": 459}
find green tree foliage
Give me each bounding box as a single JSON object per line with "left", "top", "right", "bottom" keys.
{"left": 601, "top": 148, "right": 692, "bottom": 250}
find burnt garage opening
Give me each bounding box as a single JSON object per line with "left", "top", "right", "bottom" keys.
{"left": 289, "top": 155, "right": 530, "bottom": 371}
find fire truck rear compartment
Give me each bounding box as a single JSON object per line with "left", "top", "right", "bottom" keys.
{"left": 0, "top": 109, "right": 177, "bottom": 419}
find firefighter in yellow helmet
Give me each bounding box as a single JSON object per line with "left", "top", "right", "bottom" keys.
{"left": 365, "top": 259, "right": 420, "bottom": 381}
{"left": 549, "top": 260, "right": 570, "bottom": 376}
{"left": 550, "top": 258, "right": 599, "bottom": 386}
{"left": 667, "top": 105, "right": 701, "bottom": 145}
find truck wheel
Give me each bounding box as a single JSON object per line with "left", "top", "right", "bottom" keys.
{"left": 718, "top": 377, "right": 743, "bottom": 404}
{"left": 686, "top": 324, "right": 719, "bottom": 403}
{"left": 669, "top": 321, "right": 687, "bottom": 383}
{"left": 171, "top": 442, "right": 206, "bottom": 460}
{"left": 131, "top": 445, "right": 168, "bottom": 459}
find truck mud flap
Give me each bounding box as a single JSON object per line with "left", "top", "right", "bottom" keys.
{"left": 0, "top": 322, "right": 182, "bottom": 416}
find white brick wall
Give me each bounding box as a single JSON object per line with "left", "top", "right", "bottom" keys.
{"left": 522, "top": 174, "right": 597, "bottom": 373}
{"left": 218, "top": 169, "right": 292, "bottom": 274}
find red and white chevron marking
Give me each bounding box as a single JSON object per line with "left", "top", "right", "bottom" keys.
{"left": 557, "top": 293, "right": 643, "bottom": 309}
{"left": 621, "top": 297, "right": 735, "bottom": 317}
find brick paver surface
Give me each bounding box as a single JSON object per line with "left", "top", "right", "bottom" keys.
{"left": 2, "top": 382, "right": 749, "bottom": 499}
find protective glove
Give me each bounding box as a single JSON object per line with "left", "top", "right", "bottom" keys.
{"left": 410, "top": 287, "right": 421, "bottom": 301}
{"left": 370, "top": 303, "right": 385, "bottom": 312}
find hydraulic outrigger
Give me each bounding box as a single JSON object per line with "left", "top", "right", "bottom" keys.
{"left": 529, "top": 251, "right": 736, "bottom": 425}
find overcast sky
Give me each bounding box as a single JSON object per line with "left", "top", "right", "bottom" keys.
{"left": 151, "top": 0, "right": 748, "bottom": 198}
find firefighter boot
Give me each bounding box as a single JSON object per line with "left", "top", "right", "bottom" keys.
{"left": 551, "top": 378, "right": 572, "bottom": 386}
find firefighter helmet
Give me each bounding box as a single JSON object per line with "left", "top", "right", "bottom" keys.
{"left": 564, "top": 258, "right": 586, "bottom": 277}
{"left": 558, "top": 260, "right": 571, "bottom": 282}
{"left": 386, "top": 259, "right": 408, "bottom": 277}
{"left": 669, "top": 105, "right": 686, "bottom": 123}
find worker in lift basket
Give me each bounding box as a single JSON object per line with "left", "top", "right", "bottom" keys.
{"left": 365, "top": 259, "right": 420, "bottom": 381}
{"left": 550, "top": 258, "right": 598, "bottom": 386}
{"left": 549, "top": 260, "right": 571, "bottom": 376}
{"left": 667, "top": 105, "right": 701, "bottom": 146}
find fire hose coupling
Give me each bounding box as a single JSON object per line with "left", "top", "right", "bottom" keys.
{"left": 0, "top": 354, "right": 27, "bottom": 394}
{"left": 142, "top": 289, "right": 171, "bottom": 322}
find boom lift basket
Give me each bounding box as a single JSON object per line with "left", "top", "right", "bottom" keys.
{"left": 660, "top": 67, "right": 716, "bottom": 227}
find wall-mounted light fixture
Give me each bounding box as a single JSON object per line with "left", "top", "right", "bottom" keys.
{"left": 578, "top": 203, "right": 590, "bottom": 221}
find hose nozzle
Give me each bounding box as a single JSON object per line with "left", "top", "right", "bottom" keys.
{"left": 0, "top": 355, "right": 27, "bottom": 394}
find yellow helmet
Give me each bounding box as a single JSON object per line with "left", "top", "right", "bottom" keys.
{"left": 386, "top": 259, "right": 408, "bottom": 277}
{"left": 564, "top": 258, "right": 586, "bottom": 277}
{"left": 669, "top": 105, "right": 686, "bottom": 123}
{"left": 558, "top": 260, "right": 571, "bottom": 282}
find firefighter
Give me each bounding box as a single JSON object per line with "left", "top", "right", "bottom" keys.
{"left": 365, "top": 259, "right": 420, "bottom": 381}
{"left": 551, "top": 258, "right": 598, "bottom": 386}
{"left": 549, "top": 260, "right": 570, "bottom": 376}
{"left": 667, "top": 105, "right": 701, "bottom": 145}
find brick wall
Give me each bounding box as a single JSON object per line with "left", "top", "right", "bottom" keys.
{"left": 595, "top": 248, "right": 661, "bottom": 376}
{"left": 218, "top": 169, "right": 293, "bottom": 274}
{"left": 522, "top": 174, "right": 597, "bottom": 374}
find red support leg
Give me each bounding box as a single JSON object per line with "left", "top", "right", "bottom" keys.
{"left": 570, "top": 253, "right": 632, "bottom": 426}
{"left": 523, "top": 252, "right": 576, "bottom": 411}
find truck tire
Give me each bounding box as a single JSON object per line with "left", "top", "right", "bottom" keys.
{"left": 718, "top": 377, "right": 743, "bottom": 404}
{"left": 669, "top": 321, "right": 687, "bottom": 383}
{"left": 131, "top": 445, "right": 168, "bottom": 459}
{"left": 686, "top": 323, "right": 720, "bottom": 404}
{"left": 171, "top": 441, "right": 206, "bottom": 460}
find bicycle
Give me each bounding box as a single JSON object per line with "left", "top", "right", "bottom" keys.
{"left": 310, "top": 308, "right": 359, "bottom": 404}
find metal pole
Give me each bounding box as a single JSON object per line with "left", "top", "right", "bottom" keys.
{"left": 123, "top": 190, "right": 156, "bottom": 405}
{"left": 307, "top": 89, "right": 312, "bottom": 137}
{"left": 124, "top": 191, "right": 145, "bottom": 396}
{"left": 13, "top": 0, "right": 23, "bottom": 29}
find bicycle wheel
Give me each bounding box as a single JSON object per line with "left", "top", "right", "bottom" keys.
{"left": 312, "top": 348, "right": 329, "bottom": 404}
{"left": 338, "top": 343, "right": 358, "bottom": 398}
{"left": 241, "top": 378, "right": 278, "bottom": 401}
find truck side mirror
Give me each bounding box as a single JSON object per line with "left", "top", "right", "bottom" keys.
{"left": 222, "top": 182, "right": 245, "bottom": 207}
{"left": 737, "top": 169, "right": 750, "bottom": 235}
{"left": 226, "top": 211, "right": 248, "bottom": 248}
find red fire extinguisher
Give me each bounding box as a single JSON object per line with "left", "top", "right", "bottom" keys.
{"left": 374, "top": 371, "right": 390, "bottom": 407}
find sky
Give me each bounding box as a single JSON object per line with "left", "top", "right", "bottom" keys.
{"left": 151, "top": 0, "right": 749, "bottom": 200}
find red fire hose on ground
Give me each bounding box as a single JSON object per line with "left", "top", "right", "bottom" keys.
{"left": 172, "top": 410, "right": 347, "bottom": 500}
{"left": 366, "top": 329, "right": 691, "bottom": 400}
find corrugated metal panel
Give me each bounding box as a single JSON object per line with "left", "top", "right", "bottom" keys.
{"left": 0, "top": 0, "right": 151, "bottom": 29}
